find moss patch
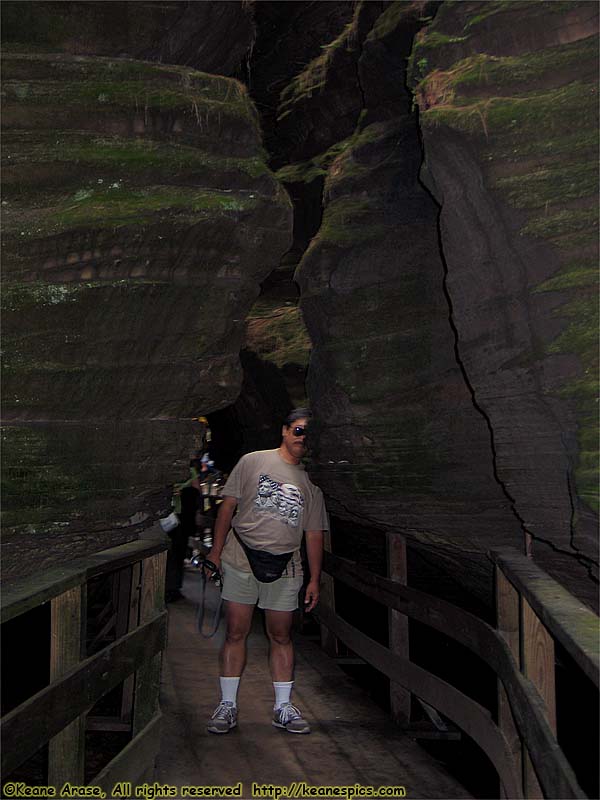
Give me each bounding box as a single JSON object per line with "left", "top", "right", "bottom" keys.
{"left": 535, "top": 261, "right": 598, "bottom": 294}
{"left": 493, "top": 161, "right": 597, "bottom": 209}
{"left": 317, "top": 198, "right": 385, "bottom": 247}
{"left": 549, "top": 295, "right": 600, "bottom": 513}
{"left": 245, "top": 304, "right": 311, "bottom": 368}
{"left": 3, "top": 185, "right": 257, "bottom": 239}
{"left": 2, "top": 132, "right": 269, "bottom": 179}
{"left": 521, "top": 208, "right": 598, "bottom": 243}
{"left": 367, "top": 2, "right": 431, "bottom": 42}
{"left": 2, "top": 54, "right": 258, "bottom": 141}
{"left": 277, "top": 3, "right": 362, "bottom": 120}
{"left": 276, "top": 120, "right": 388, "bottom": 187}
{"left": 275, "top": 161, "right": 327, "bottom": 185}
{"left": 421, "top": 81, "right": 597, "bottom": 139}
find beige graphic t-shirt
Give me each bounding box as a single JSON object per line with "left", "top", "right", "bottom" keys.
{"left": 220, "top": 449, "right": 328, "bottom": 576}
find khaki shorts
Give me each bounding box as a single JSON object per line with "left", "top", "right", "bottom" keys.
{"left": 221, "top": 562, "right": 303, "bottom": 612}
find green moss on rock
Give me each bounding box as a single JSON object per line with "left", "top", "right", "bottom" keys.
{"left": 245, "top": 304, "right": 311, "bottom": 368}
{"left": 521, "top": 208, "right": 598, "bottom": 243}
{"left": 421, "top": 82, "right": 596, "bottom": 139}
{"left": 367, "top": 2, "right": 430, "bottom": 42}
{"left": 535, "top": 261, "right": 598, "bottom": 293}
{"left": 3, "top": 53, "right": 253, "bottom": 118}
{"left": 317, "top": 198, "right": 385, "bottom": 247}
{"left": 493, "top": 161, "right": 597, "bottom": 209}
{"left": 277, "top": 4, "right": 362, "bottom": 120}
{"left": 2, "top": 132, "right": 269, "bottom": 179}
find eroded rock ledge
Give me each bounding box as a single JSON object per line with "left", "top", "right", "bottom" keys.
{"left": 1, "top": 45, "right": 291, "bottom": 574}
{"left": 271, "top": 0, "right": 598, "bottom": 607}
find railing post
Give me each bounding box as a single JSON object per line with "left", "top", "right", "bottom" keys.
{"left": 48, "top": 584, "right": 86, "bottom": 786}
{"left": 522, "top": 598, "right": 556, "bottom": 799}
{"left": 386, "top": 531, "right": 410, "bottom": 726}
{"left": 121, "top": 562, "right": 142, "bottom": 723}
{"left": 495, "top": 565, "right": 523, "bottom": 798}
{"left": 319, "top": 530, "right": 339, "bottom": 657}
{"left": 132, "top": 551, "right": 167, "bottom": 740}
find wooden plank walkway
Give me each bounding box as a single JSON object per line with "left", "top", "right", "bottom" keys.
{"left": 156, "top": 567, "right": 473, "bottom": 800}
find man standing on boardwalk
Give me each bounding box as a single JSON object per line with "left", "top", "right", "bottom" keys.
{"left": 205, "top": 408, "right": 328, "bottom": 735}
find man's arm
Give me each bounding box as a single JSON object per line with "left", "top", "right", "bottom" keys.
{"left": 304, "top": 530, "right": 324, "bottom": 613}
{"left": 206, "top": 495, "right": 237, "bottom": 570}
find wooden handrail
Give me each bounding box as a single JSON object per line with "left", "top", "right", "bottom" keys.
{"left": 316, "top": 603, "right": 523, "bottom": 800}
{"left": 1, "top": 538, "right": 168, "bottom": 787}
{"left": 491, "top": 548, "right": 599, "bottom": 687}
{"left": 320, "top": 549, "right": 591, "bottom": 799}
{"left": 1, "top": 539, "right": 167, "bottom": 624}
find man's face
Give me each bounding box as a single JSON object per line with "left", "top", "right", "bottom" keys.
{"left": 281, "top": 417, "right": 309, "bottom": 463}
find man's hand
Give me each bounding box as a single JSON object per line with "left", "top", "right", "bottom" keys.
{"left": 204, "top": 550, "right": 221, "bottom": 574}
{"left": 304, "top": 530, "right": 323, "bottom": 613}
{"left": 204, "top": 496, "right": 236, "bottom": 579}
{"left": 304, "top": 579, "right": 320, "bottom": 613}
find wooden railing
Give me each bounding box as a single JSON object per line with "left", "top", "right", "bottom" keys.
{"left": 1, "top": 539, "right": 168, "bottom": 793}
{"left": 317, "top": 537, "right": 598, "bottom": 800}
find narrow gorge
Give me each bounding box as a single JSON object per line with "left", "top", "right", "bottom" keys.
{"left": 1, "top": 0, "right": 598, "bottom": 615}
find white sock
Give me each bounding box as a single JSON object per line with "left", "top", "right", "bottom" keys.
{"left": 220, "top": 676, "right": 240, "bottom": 706}
{"left": 273, "top": 680, "right": 294, "bottom": 710}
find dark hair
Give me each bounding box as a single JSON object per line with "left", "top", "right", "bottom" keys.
{"left": 284, "top": 407, "right": 312, "bottom": 427}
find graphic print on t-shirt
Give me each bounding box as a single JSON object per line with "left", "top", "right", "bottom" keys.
{"left": 254, "top": 474, "right": 304, "bottom": 527}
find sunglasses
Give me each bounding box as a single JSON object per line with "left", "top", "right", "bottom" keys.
{"left": 291, "top": 425, "right": 307, "bottom": 437}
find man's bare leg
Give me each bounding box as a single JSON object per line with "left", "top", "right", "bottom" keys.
{"left": 265, "top": 609, "right": 294, "bottom": 681}
{"left": 265, "top": 609, "right": 310, "bottom": 732}
{"left": 220, "top": 600, "right": 255, "bottom": 676}
{"left": 208, "top": 601, "right": 254, "bottom": 733}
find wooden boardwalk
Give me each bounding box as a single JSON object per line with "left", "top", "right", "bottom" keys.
{"left": 156, "top": 567, "right": 473, "bottom": 800}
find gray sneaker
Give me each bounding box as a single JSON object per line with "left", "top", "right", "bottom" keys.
{"left": 272, "top": 702, "right": 311, "bottom": 734}
{"left": 207, "top": 701, "right": 237, "bottom": 734}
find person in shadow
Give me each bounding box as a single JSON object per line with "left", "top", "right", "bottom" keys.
{"left": 165, "top": 483, "right": 199, "bottom": 602}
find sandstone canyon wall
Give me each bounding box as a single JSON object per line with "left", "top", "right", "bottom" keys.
{"left": 1, "top": 1, "right": 598, "bottom": 611}
{"left": 268, "top": 0, "right": 598, "bottom": 607}
{"left": 1, "top": 1, "right": 292, "bottom": 576}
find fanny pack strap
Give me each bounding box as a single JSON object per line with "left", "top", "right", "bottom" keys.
{"left": 233, "top": 528, "right": 293, "bottom": 559}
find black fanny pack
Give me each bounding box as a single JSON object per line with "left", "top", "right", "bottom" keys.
{"left": 233, "top": 529, "right": 293, "bottom": 583}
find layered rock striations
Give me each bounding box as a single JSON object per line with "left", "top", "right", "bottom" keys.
{"left": 409, "top": 0, "right": 599, "bottom": 598}
{"left": 1, "top": 23, "right": 291, "bottom": 576}
{"left": 274, "top": 1, "right": 598, "bottom": 606}
{"left": 2, "top": 0, "right": 598, "bottom": 610}
{"left": 1, "top": 1, "right": 254, "bottom": 76}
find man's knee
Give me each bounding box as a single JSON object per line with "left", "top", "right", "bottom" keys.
{"left": 266, "top": 626, "right": 292, "bottom": 647}
{"left": 225, "top": 626, "right": 250, "bottom": 645}
{"left": 225, "top": 605, "right": 254, "bottom": 644}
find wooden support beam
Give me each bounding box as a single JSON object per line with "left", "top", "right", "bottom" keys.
{"left": 319, "top": 529, "right": 339, "bottom": 658}
{"left": 387, "top": 532, "right": 410, "bottom": 726}
{"left": 522, "top": 597, "right": 557, "bottom": 799}
{"left": 132, "top": 552, "right": 167, "bottom": 738}
{"left": 48, "top": 586, "right": 85, "bottom": 787}
{"left": 496, "top": 567, "right": 524, "bottom": 800}
{"left": 121, "top": 562, "right": 142, "bottom": 724}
